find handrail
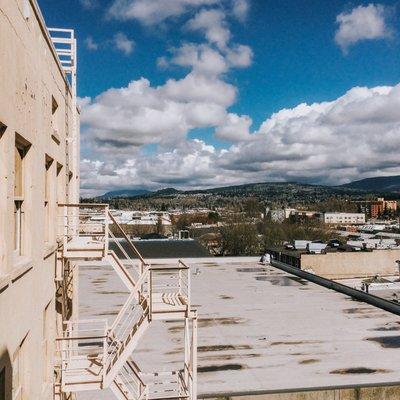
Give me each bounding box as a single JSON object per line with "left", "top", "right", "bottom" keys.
{"left": 108, "top": 211, "right": 148, "bottom": 265}
{"left": 150, "top": 264, "right": 189, "bottom": 271}
{"left": 126, "top": 359, "right": 147, "bottom": 388}
{"left": 109, "top": 230, "right": 138, "bottom": 269}
{"left": 110, "top": 266, "right": 150, "bottom": 333}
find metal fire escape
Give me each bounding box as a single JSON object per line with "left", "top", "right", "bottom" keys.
{"left": 55, "top": 204, "right": 198, "bottom": 400}
{"left": 48, "top": 28, "right": 197, "bottom": 400}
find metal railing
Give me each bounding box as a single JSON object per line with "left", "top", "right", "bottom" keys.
{"left": 150, "top": 261, "right": 191, "bottom": 310}
{"left": 57, "top": 204, "right": 109, "bottom": 253}
{"left": 57, "top": 319, "right": 108, "bottom": 384}
{"left": 108, "top": 211, "right": 149, "bottom": 274}
{"left": 113, "top": 360, "right": 148, "bottom": 400}
{"left": 143, "top": 370, "right": 189, "bottom": 399}
{"left": 105, "top": 268, "right": 151, "bottom": 374}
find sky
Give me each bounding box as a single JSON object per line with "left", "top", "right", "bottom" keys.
{"left": 39, "top": 0, "right": 400, "bottom": 196}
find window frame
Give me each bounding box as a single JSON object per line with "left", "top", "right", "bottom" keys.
{"left": 13, "top": 134, "right": 31, "bottom": 258}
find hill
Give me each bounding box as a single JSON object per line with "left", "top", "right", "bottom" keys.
{"left": 100, "top": 188, "right": 151, "bottom": 199}
{"left": 341, "top": 175, "right": 400, "bottom": 193}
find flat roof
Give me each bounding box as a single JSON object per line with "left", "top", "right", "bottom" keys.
{"left": 77, "top": 258, "right": 400, "bottom": 399}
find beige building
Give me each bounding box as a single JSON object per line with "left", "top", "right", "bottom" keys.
{"left": 0, "top": 0, "right": 79, "bottom": 398}
{"left": 0, "top": 6, "right": 197, "bottom": 400}
{"left": 324, "top": 212, "right": 365, "bottom": 225}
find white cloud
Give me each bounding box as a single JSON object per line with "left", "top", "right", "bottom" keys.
{"left": 80, "top": 73, "right": 237, "bottom": 151}
{"left": 167, "top": 43, "right": 229, "bottom": 76}
{"left": 215, "top": 113, "right": 252, "bottom": 141}
{"left": 335, "top": 4, "right": 392, "bottom": 53}
{"left": 226, "top": 44, "right": 253, "bottom": 67}
{"left": 85, "top": 36, "right": 98, "bottom": 50}
{"left": 186, "top": 9, "right": 231, "bottom": 50}
{"left": 113, "top": 32, "right": 135, "bottom": 55}
{"left": 108, "top": 0, "right": 218, "bottom": 24}
{"left": 232, "top": 0, "right": 249, "bottom": 21}
{"left": 80, "top": 0, "right": 98, "bottom": 9}
{"left": 81, "top": 83, "right": 400, "bottom": 196}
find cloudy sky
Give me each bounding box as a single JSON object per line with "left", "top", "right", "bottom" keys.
{"left": 41, "top": 0, "right": 400, "bottom": 196}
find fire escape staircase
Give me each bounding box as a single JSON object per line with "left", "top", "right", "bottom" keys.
{"left": 56, "top": 204, "right": 197, "bottom": 400}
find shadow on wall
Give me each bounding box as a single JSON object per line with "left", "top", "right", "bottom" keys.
{"left": 0, "top": 348, "right": 12, "bottom": 400}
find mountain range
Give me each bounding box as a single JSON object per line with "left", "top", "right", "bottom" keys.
{"left": 99, "top": 175, "right": 400, "bottom": 199}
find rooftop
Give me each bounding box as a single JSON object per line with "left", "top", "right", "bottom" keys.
{"left": 78, "top": 257, "right": 400, "bottom": 399}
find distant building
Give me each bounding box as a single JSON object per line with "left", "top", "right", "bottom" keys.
{"left": 324, "top": 212, "right": 365, "bottom": 225}
{"left": 357, "top": 197, "right": 398, "bottom": 219}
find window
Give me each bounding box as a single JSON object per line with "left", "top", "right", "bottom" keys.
{"left": 45, "top": 156, "right": 54, "bottom": 243}
{"left": 0, "top": 122, "right": 6, "bottom": 138}
{"left": 12, "top": 333, "right": 29, "bottom": 400}
{"left": 56, "top": 163, "right": 63, "bottom": 205}
{"left": 14, "top": 135, "right": 31, "bottom": 257}
{"left": 0, "top": 367, "right": 5, "bottom": 400}
{"left": 42, "top": 301, "right": 52, "bottom": 385}
{"left": 51, "top": 96, "right": 60, "bottom": 144}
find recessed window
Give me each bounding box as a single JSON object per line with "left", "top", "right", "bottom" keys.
{"left": 56, "top": 163, "right": 63, "bottom": 204}
{"left": 14, "top": 134, "right": 31, "bottom": 256}
{"left": 0, "top": 367, "right": 5, "bottom": 400}
{"left": 0, "top": 122, "right": 6, "bottom": 138}
{"left": 51, "top": 96, "right": 60, "bottom": 145}
{"left": 45, "top": 155, "right": 54, "bottom": 243}
{"left": 12, "top": 333, "right": 29, "bottom": 399}
{"left": 51, "top": 96, "right": 58, "bottom": 115}
{"left": 42, "top": 301, "right": 52, "bottom": 384}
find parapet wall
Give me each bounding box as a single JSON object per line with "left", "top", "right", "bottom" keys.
{"left": 301, "top": 250, "right": 400, "bottom": 279}
{"left": 202, "top": 384, "right": 400, "bottom": 400}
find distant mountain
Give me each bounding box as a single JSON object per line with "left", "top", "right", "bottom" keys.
{"left": 152, "top": 187, "right": 181, "bottom": 196}
{"left": 100, "top": 189, "right": 151, "bottom": 199}
{"left": 340, "top": 175, "right": 400, "bottom": 193}
{"left": 97, "top": 177, "right": 400, "bottom": 202}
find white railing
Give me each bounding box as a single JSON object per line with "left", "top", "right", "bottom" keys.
{"left": 58, "top": 319, "right": 108, "bottom": 383}
{"left": 114, "top": 360, "right": 148, "bottom": 400}
{"left": 144, "top": 370, "right": 189, "bottom": 399}
{"left": 57, "top": 203, "right": 197, "bottom": 400}
{"left": 150, "top": 261, "right": 191, "bottom": 309}
{"left": 108, "top": 211, "right": 149, "bottom": 274}
{"left": 57, "top": 204, "right": 109, "bottom": 251}
{"left": 105, "top": 268, "right": 151, "bottom": 374}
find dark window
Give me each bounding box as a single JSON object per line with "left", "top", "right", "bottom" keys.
{"left": 0, "top": 367, "right": 5, "bottom": 400}
{"left": 0, "top": 122, "right": 6, "bottom": 138}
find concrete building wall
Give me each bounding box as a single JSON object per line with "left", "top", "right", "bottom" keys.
{"left": 301, "top": 250, "right": 400, "bottom": 279}
{"left": 0, "top": 1, "right": 79, "bottom": 399}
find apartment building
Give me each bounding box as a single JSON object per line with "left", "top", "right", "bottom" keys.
{"left": 323, "top": 212, "right": 366, "bottom": 225}
{"left": 357, "top": 197, "right": 398, "bottom": 219}
{"left": 0, "top": 1, "right": 79, "bottom": 399}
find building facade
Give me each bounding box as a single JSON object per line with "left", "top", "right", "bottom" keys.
{"left": 357, "top": 198, "right": 398, "bottom": 219}
{"left": 323, "top": 212, "right": 365, "bottom": 225}
{"left": 0, "top": 0, "right": 79, "bottom": 398}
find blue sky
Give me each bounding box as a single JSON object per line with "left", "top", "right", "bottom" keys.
{"left": 40, "top": 0, "right": 400, "bottom": 195}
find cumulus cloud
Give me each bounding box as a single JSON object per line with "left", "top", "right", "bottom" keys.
{"left": 167, "top": 43, "right": 229, "bottom": 76}
{"left": 186, "top": 9, "right": 231, "bottom": 50}
{"left": 113, "top": 32, "right": 135, "bottom": 55}
{"left": 232, "top": 0, "right": 249, "bottom": 21}
{"left": 335, "top": 4, "right": 392, "bottom": 53}
{"left": 107, "top": 0, "right": 218, "bottom": 24}
{"left": 85, "top": 36, "right": 98, "bottom": 50}
{"left": 215, "top": 113, "right": 252, "bottom": 141}
{"left": 81, "top": 83, "right": 400, "bottom": 196}
{"left": 80, "top": 73, "right": 237, "bottom": 151}
{"left": 80, "top": 0, "right": 98, "bottom": 9}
